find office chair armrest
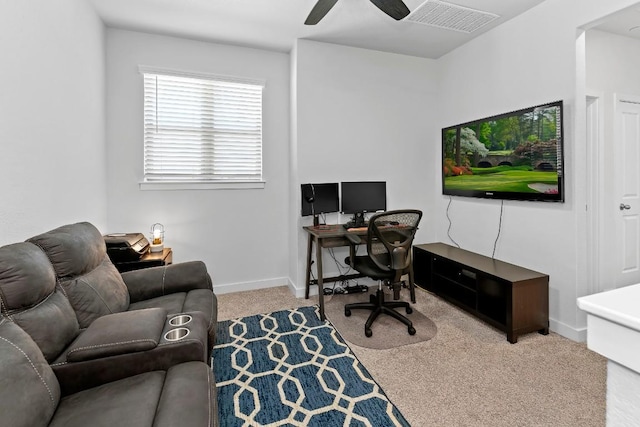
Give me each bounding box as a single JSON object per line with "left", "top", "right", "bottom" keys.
{"left": 345, "top": 233, "right": 362, "bottom": 245}
{"left": 344, "top": 233, "right": 361, "bottom": 268}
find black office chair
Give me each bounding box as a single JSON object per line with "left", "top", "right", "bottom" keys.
{"left": 344, "top": 209, "right": 423, "bottom": 337}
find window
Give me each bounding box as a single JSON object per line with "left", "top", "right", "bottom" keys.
{"left": 140, "top": 67, "right": 264, "bottom": 189}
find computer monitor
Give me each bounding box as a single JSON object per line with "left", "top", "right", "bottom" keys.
{"left": 301, "top": 183, "right": 340, "bottom": 217}
{"left": 341, "top": 181, "right": 387, "bottom": 226}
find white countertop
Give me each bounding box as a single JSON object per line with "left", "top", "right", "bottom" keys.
{"left": 578, "top": 283, "right": 640, "bottom": 374}
{"left": 578, "top": 284, "right": 640, "bottom": 332}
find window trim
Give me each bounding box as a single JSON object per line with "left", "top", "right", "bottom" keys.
{"left": 139, "top": 180, "right": 266, "bottom": 191}
{"left": 137, "top": 66, "right": 266, "bottom": 191}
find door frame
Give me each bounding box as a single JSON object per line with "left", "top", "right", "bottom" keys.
{"left": 586, "top": 92, "right": 605, "bottom": 295}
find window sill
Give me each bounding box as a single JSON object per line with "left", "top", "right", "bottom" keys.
{"left": 139, "top": 181, "right": 266, "bottom": 191}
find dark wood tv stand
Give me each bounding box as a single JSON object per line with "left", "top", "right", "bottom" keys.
{"left": 413, "top": 243, "right": 549, "bottom": 343}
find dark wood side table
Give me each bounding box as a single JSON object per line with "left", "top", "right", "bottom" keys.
{"left": 112, "top": 248, "right": 173, "bottom": 273}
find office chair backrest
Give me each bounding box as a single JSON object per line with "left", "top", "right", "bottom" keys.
{"left": 367, "top": 209, "right": 422, "bottom": 272}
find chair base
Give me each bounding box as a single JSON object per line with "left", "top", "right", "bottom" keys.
{"left": 344, "top": 288, "right": 416, "bottom": 337}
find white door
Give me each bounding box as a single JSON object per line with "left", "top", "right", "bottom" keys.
{"left": 614, "top": 95, "right": 640, "bottom": 288}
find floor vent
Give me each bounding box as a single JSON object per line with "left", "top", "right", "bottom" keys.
{"left": 404, "top": 0, "right": 499, "bottom": 33}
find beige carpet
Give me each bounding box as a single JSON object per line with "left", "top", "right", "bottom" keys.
{"left": 323, "top": 288, "right": 437, "bottom": 349}
{"left": 217, "top": 286, "right": 606, "bottom": 427}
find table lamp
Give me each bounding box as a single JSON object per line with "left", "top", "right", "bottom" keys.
{"left": 150, "top": 223, "right": 164, "bottom": 253}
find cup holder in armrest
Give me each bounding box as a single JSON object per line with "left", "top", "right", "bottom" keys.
{"left": 164, "top": 328, "right": 190, "bottom": 342}
{"left": 168, "top": 314, "right": 192, "bottom": 326}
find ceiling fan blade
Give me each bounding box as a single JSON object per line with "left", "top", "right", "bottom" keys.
{"left": 305, "top": 0, "right": 340, "bottom": 25}
{"left": 369, "top": 0, "right": 410, "bottom": 20}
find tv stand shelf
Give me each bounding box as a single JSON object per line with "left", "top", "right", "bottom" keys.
{"left": 413, "top": 243, "right": 549, "bottom": 343}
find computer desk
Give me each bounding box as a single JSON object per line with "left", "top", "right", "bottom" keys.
{"left": 303, "top": 224, "right": 367, "bottom": 321}
{"left": 303, "top": 224, "right": 418, "bottom": 321}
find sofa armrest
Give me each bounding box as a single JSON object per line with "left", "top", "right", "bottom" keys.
{"left": 121, "top": 261, "right": 213, "bottom": 304}
{"left": 66, "top": 308, "right": 167, "bottom": 362}
{"left": 53, "top": 310, "right": 209, "bottom": 396}
{"left": 154, "top": 362, "right": 217, "bottom": 427}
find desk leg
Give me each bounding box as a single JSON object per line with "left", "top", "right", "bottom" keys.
{"left": 408, "top": 262, "right": 416, "bottom": 303}
{"left": 316, "top": 239, "right": 325, "bottom": 321}
{"left": 305, "top": 234, "right": 313, "bottom": 299}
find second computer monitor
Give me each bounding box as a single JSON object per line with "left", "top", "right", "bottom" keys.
{"left": 341, "top": 181, "right": 387, "bottom": 215}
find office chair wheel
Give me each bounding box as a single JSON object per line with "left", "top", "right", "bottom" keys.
{"left": 408, "top": 326, "right": 416, "bottom": 335}
{"left": 406, "top": 306, "right": 413, "bottom": 314}
{"left": 365, "top": 327, "right": 373, "bottom": 337}
{"left": 345, "top": 308, "right": 352, "bottom": 317}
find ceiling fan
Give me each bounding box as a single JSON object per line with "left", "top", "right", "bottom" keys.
{"left": 305, "top": 0, "right": 411, "bottom": 25}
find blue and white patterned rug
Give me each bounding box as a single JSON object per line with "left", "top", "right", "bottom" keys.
{"left": 213, "top": 306, "right": 410, "bottom": 426}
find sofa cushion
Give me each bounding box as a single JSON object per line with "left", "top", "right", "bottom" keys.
{"left": 49, "top": 370, "right": 166, "bottom": 427}
{"left": 0, "top": 242, "right": 56, "bottom": 309}
{"left": 59, "top": 257, "right": 130, "bottom": 328}
{"left": 28, "top": 222, "right": 130, "bottom": 328}
{"left": 0, "top": 319, "right": 61, "bottom": 427}
{"left": 12, "top": 291, "right": 80, "bottom": 362}
{"left": 0, "top": 243, "right": 79, "bottom": 362}
{"left": 49, "top": 362, "right": 215, "bottom": 427}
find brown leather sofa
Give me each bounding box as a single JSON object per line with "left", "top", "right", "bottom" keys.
{"left": 0, "top": 222, "right": 218, "bottom": 426}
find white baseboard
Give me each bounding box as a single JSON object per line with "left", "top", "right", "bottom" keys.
{"left": 292, "top": 281, "right": 315, "bottom": 299}
{"left": 550, "top": 318, "right": 587, "bottom": 342}
{"left": 213, "top": 277, "right": 291, "bottom": 295}
{"left": 290, "top": 277, "right": 378, "bottom": 299}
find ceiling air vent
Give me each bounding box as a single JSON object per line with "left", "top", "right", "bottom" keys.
{"left": 404, "top": 0, "right": 499, "bottom": 33}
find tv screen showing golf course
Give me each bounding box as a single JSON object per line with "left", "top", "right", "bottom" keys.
{"left": 442, "top": 100, "right": 564, "bottom": 202}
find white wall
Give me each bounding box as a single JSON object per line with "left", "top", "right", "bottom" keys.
{"left": 290, "top": 40, "right": 439, "bottom": 294}
{"left": 105, "top": 29, "right": 291, "bottom": 293}
{"left": 435, "top": 0, "right": 640, "bottom": 340}
{"left": 587, "top": 30, "right": 640, "bottom": 96}
{"left": 0, "top": 0, "right": 107, "bottom": 244}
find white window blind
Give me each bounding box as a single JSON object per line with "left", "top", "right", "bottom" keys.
{"left": 141, "top": 68, "right": 264, "bottom": 184}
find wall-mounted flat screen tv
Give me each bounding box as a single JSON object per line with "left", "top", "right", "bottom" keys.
{"left": 442, "top": 100, "right": 564, "bottom": 202}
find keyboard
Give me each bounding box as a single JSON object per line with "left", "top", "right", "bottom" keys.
{"left": 343, "top": 221, "right": 368, "bottom": 230}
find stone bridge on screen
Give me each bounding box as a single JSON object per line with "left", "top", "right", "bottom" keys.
{"left": 476, "top": 154, "right": 556, "bottom": 171}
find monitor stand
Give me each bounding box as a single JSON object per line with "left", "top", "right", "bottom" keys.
{"left": 345, "top": 212, "right": 366, "bottom": 228}
{"left": 313, "top": 215, "right": 320, "bottom": 227}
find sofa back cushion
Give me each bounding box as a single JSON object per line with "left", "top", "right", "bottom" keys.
{"left": 0, "top": 318, "right": 60, "bottom": 427}
{"left": 0, "top": 242, "right": 79, "bottom": 362}
{"left": 28, "top": 222, "right": 130, "bottom": 328}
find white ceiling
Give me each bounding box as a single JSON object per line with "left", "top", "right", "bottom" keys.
{"left": 88, "top": 0, "right": 547, "bottom": 59}
{"left": 591, "top": 3, "right": 640, "bottom": 40}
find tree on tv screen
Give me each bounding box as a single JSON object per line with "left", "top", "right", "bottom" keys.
{"left": 444, "top": 105, "right": 560, "bottom": 177}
